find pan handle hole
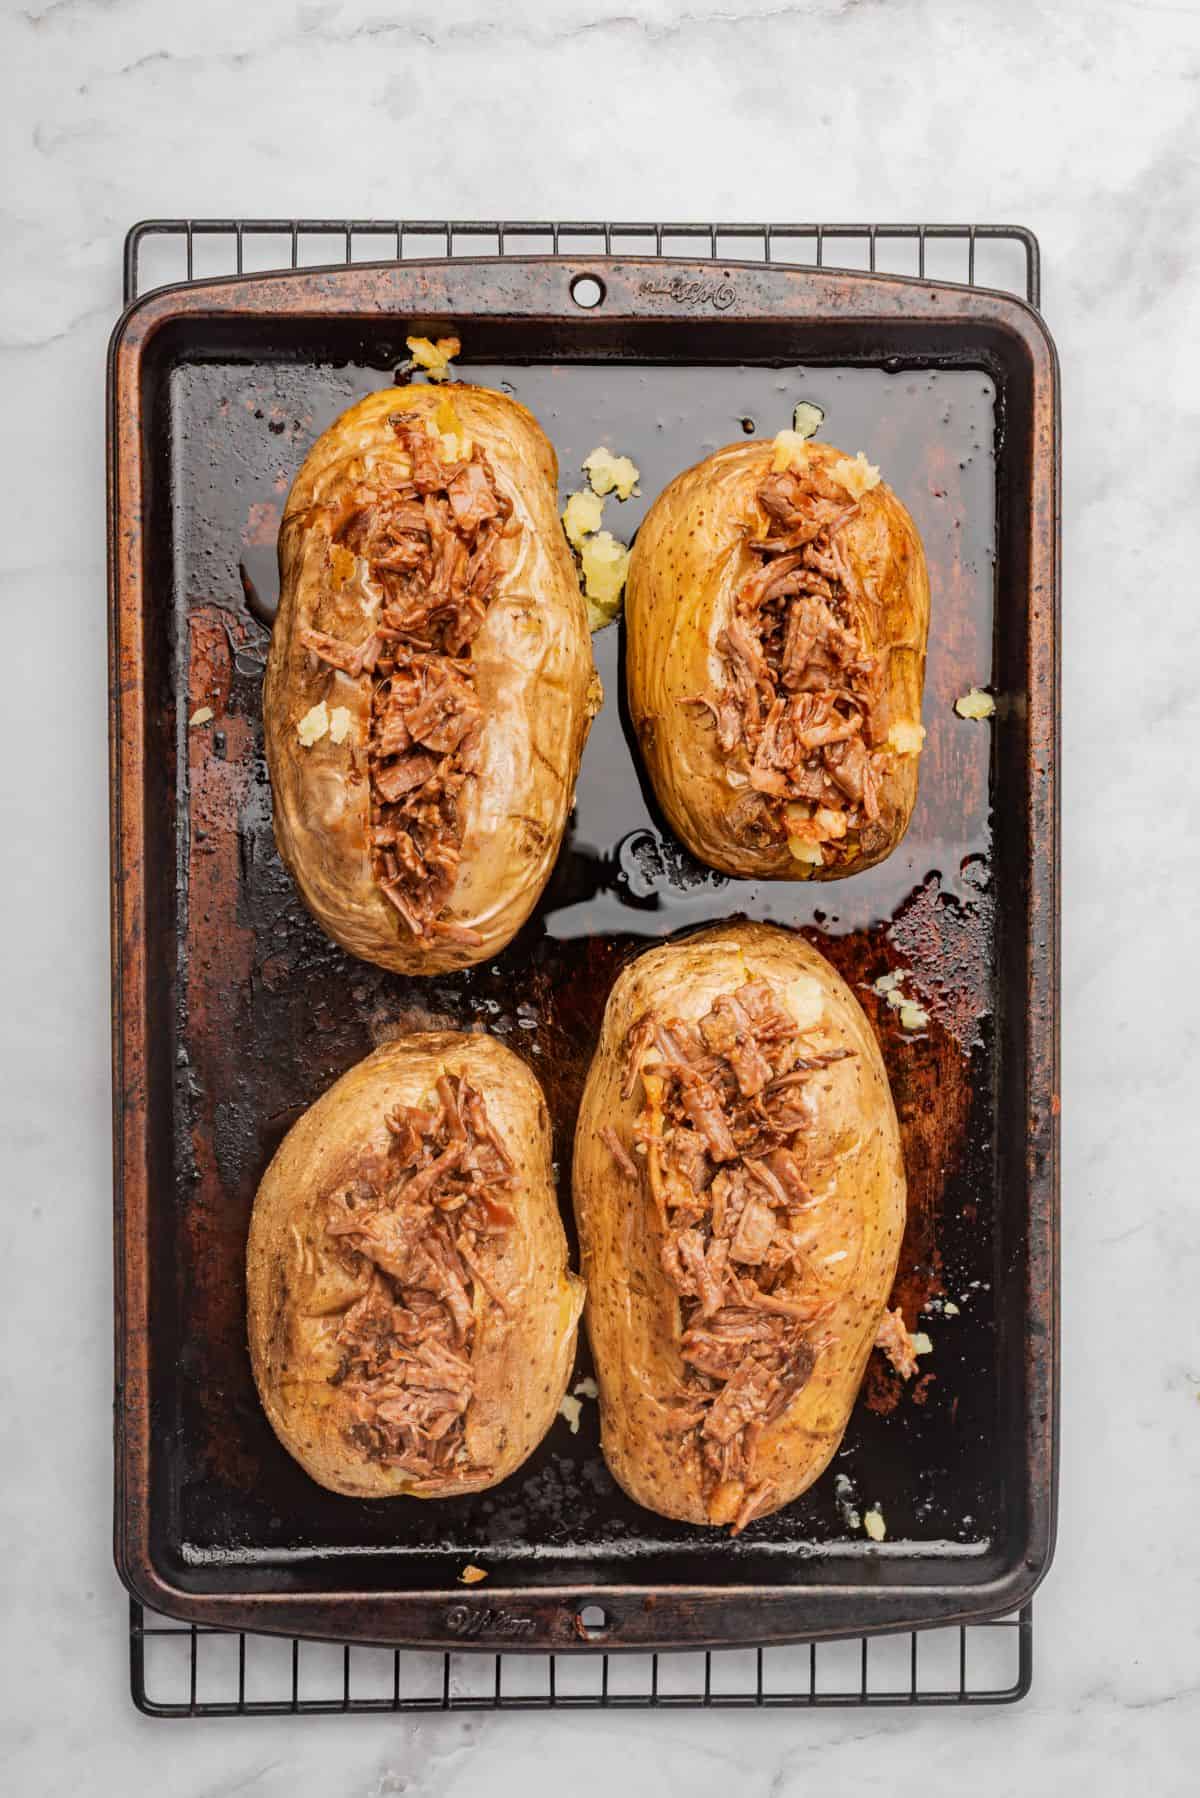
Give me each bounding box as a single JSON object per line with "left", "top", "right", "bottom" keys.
{"left": 576, "top": 1603, "right": 610, "bottom": 1637}
{"left": 570, "top": 274, "right": 605, "bottom": 310}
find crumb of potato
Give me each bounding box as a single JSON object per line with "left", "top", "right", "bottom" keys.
{"left": 912, "top": 1332, "right": 933, "bottom": 1356}
{"left": 558, "top": 1394, "right": 582, "bottom": 1434}
{"left": 863, "top": 1508, "right": 887, "bottom": 1542}
{"left": 872, "top": 970, "right": 929, "bottom": 1032}
{"left": 833, "top": 1472, "right": 861, "bottom": 1532}
{"left": 459, "top": 1564, "right": 488, "bottom": 1585}
{"left": 407, "top": 334, "right": 461, "bottom": 382}
{"left": 330, "top": 544, "right": 357, "bottom": 588}
{"left": 583, "top": 446, "right": 640, "bottom": 500}
{"left": 423, "top": 393, "right": 472, "bottom": 462}
{"left": 886, "top": 719, "right": 926, "bottom": 756}
{"left": 188, "top": 705, "right": 214, "bottom": 728}
{"left": 562, "top": 488, "right": 605, "bottom": 550}
{"left": 791, "top": 401, "right": 824, "bottom": 439}
{"left": 328, "top": 705, "right": 353, "bottom": 745}
{"left": 297, "top": 701, "right": 329, "bottom": 746}
{"left": 772, "top": 428, "right": 811, "bottom": 473}
{"left": 955, "top": 687, "right": 996, "bottom": 720}
{"left": 831, "top": 450, "right": 881, "bottom": 498}
{"left": 787, "top": 836, "right": 824, "bottom": 867}
{"left": 898, "top": 1000, "right": 930, "bottom": 1032}
{"left": 942, "top": 1301, "right": 960, "bottom": 1317}
{"left": 430, "top": 428, "right": 470, "bottom": 461}
{"left": 573, "top": 1376, "right": 599, "bottom": 1400}
{"left": 580, "top": 530, "right": 630, "bottom": 630}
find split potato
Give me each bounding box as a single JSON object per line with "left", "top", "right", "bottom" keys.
{"left": 265, "top": 384, "right": 600, "bottom": 972}
{"left": 625, "top": 436, "right": 929, "bottom": 880}
{"left": 248, "top": 1031, "right": 584, "bottom": 1498}
{"left": 572, "top": 922, "right": 905, "bottom": 1529}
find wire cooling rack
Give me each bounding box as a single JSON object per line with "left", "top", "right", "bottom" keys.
{"left": 124, "top": 218, "right": 1040, "bottom": 307}
{"left": 132, "top": 1599, "right": 1032, "bottom": 1716}
{"left": 122, "top": 217, "right": 1039, "bottom": 1716}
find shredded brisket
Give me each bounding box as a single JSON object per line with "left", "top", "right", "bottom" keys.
{"left": 610, "top": 980, "right": 855, "bottom": 1531}
{"left": 301, "top": 415, "right": 518, "bottom": 941}
{"left": 691, "top": 459, "right": 889, "bottom": 866}
{"left": 874, "top": 1304, "right": 920, "bottom": 1381}
{"left": 326, "top": 1073, "right": 515, "bottom": 1486}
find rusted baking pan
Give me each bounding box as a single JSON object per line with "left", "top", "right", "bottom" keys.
{"left": 109, "top": 255, "right": 1059, "bottom": 1650}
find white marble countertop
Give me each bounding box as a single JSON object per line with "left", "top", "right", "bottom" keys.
{"left": 3, "top": 0, "right": 1198, "bottom": 1789}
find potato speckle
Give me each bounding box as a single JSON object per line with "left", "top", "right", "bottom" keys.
{"left": 955, "top": 687, "right": 996, "bottom": 720}
{"left": 328, "top": 705, "right": 354, "bottom": 745}
{"left": 863, "top": 1508, "right": 887, "bottom": 1542}
{"left": 584, "top": 446, "right": 640, "bottom": 500}
{"left": 406, "top": 334, "right": 461, "bottom": 382}
{"left": 558, "top": 1393, "right": 583, "bottom": 1433}
{"left": 188, "top": 705, "right": 214, "bottom": 728}
{"left": 297, "top": 701, "right": 329, "bottom": 746}
{"left": 459, "top": 1564, "right": 488, "bottom": 1585}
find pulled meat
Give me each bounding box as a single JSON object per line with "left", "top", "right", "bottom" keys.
{"left": 874, "top": 1305, "right": 920, "bottom": 1380}
{"left": 692, "top": 458, "right": 889, "bottom": 865}
{"left": 612, "top": 980, "right": 854, "bottom": 1532}
{"left": 325, "top": 1073, "right": 514, "bottom": 1486}
{"left": 302, "top": 415, "right": 517, "bottom": 940}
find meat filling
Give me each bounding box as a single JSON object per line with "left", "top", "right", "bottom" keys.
{"left": 874, "top": 1304, "right": 920, "bottom": 1380}
{"left": 608, "top": 979, "right": 854, "bottom": 1531}
{"left": 325, "top": 1073, "right": 515, "bottom": 1486}
{"left": 301, "top": 415, "right": 518, "bottom": 941}
{"left": 694, "top": 458, "right": 890, "bottom": 865}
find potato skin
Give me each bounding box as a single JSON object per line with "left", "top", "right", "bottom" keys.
{"left": 625, "top": 440, "right": 930, "bottom": 879}
{"left": 571, "top": 923, "right": 905, "bottom": 1527}
{"left": 247, "top": 1032, "right": 584, "bottom": 1499}
{"left": 264, "top": 384, "right": 600, "bottom": 973}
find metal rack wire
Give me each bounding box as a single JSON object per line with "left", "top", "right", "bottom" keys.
{"left": 122, "top": 217, "right": 1040, "bottom": 1717}
{"left": 132, "top": 1598, "right": 1032, "bottom": 1716}
{"left": 124, "top": 218, "right": 1040, "bottom": 308}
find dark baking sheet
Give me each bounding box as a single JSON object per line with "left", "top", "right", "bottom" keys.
{"left": 110, "top": 258, "right": 1059, "bottom": 1649}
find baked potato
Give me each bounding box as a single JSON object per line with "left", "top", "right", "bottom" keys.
{"left": 625, "top": 434, "right": 930, "bottom": 879}
{"left": 572, "top": 922, "right": 906, "bottom": 1531}
{"left": 264, "top": 383, "right": 600, "bottom": 973}
{"left": 247, "top": 1031, "right": 584, "bottom": 1498}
